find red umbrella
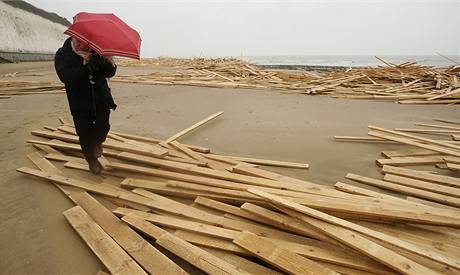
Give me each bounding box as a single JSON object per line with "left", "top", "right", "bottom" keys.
{"left": 64, "top": 12, "right": 141, "bottom": 59}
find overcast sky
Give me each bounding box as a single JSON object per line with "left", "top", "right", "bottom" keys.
{"left": 27, "top": 0, "right": 460, "bottom": 58}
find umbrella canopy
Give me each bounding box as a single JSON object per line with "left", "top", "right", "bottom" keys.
{"left": 65, "top": 12, "right": 141, "bottom": 59}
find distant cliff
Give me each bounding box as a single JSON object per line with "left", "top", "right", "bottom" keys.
{"left": 2, "top": 0, "right": 71, "bottom": 27}
{"left": 0, "top": 0, "right": 68, "bottom": 61}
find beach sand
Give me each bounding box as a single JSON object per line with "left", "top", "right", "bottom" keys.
{"left": 1, "top": 61, "right": 459, "bottom": 274}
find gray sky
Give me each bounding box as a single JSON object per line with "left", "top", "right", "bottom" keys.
{"left": 27, "top": 0, "right": 460, "bottom": 57}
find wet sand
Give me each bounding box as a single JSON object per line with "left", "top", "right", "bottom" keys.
{"left": 1, "top": 61, "right": 459, "bottom": 274}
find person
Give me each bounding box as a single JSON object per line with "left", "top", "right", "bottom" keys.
{"left": 54, "top": 36, "right": 117, "bottom": 174}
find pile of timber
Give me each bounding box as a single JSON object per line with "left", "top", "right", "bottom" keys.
{"left": 113, "top": 57, "right": 460, "bottom": 104}
{"left": 335, "top": 118, "right": 460, "bottom": 205}
{"left": 17, "top": 113, "right": 460, "bottom": 274}
{"left": 0, "top": 80, "right": 64, "bottom": 96}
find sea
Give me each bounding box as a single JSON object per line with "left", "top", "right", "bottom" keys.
{"left": 240, "top": 55, "right": 460, "bottom": 68}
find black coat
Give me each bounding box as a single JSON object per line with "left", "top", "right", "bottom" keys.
{"left": 55, "top": 38, "right": 117, "bottom": 116}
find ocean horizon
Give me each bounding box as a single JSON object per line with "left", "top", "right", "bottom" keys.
{"left": 240, "top": 55, "right": 460, "bottom": 68}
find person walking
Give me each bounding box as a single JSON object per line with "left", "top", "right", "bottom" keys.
{"left": 54, "top": 36, "right": 117, "bottom": 174}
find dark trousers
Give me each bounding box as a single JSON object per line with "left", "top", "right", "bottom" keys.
{"left": 73, "top": 104, "right": 110, "bottom": 161}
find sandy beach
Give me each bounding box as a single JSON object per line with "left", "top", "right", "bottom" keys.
{"left": 1, "top": 61, "right": 459, "bottom": 274}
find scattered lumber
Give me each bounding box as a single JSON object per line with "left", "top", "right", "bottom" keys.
{"left": 15, "top": 116, "right": 460, "bottom": 274}
{"left": 0, "top": 80, "right": 64, "bottom": 96}
{"left": 112, "top": 57, "right": 460, "bottom": 104}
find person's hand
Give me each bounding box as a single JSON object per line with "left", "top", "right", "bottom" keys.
{"left": 85, "top": 54, "right": 104, "bottom": 74}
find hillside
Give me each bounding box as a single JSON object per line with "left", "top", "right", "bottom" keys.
{"left": 0, "top": 1, "right": 67, "bottom": 54}
{"left": 2, "top": 0, "right": 70, "bottom": 27}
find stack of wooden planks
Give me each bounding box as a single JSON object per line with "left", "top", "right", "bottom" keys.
{"left": 112, "top": 57, "right": 460, "bottom": 104}
{"left": 0, "top": 80, "right": 64, "bottom": 96}
{"left": 17, "top": 113, "right": 460, "bottom": 274}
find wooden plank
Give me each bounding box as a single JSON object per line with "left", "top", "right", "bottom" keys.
{"left": 63, "top": 206, "right": 147, "bottom": 275}
{"left": 117, "top": 152, "right": 205, "bottom": 171}
{"left": 376, "top": 156, "right": 445, "bottom": 167}
{"left": 169, "top": 141, "right": 229, "bottom": 170}
{"left": 368, "top": 125, "right": 460, "bottom": 152}
{"left": 173, "top": 230, "right": 249, "bottom": 255}
{"left": 406, "top": 196, "right": 460, "bottom": 213}
{"left": 394, "top": 128, "right": 460, "bottom": 135}
{"left": 201, "top": 247, "right": 282, "bottom": 275}
{"left": 32, "top": 129, "right": 79, "bottom": 143}
{"left": 103, "top": 140, "right": 169, "bottom": 158}
{"left": 165, "top": 181, "right": 260, "bottom": 201}
{"left": 121, "top": 215, "right": 249, "bottom": 275}
{"left": 415, "top": 122, "right": 460, "bottom": 131}
{"left": 114, "top": 207, "right": 239, "bottom": 239}
{"left": 248, "top": 189, "right": 460, "bottom": 271}
{"left": 123, "top": 180, "right": 256, "bottom": 205}
{"left": 347, "top": 173, "right": 460, "bottom": 208}
{"left": 382, "top": 165, "right": 460, "bottom": 188}
{"left": 33, "top": 144, "right": 62, "bottom": 154}
{"left": 233, "top": 232, "right": 339, "bottom": 275}
{"left": 446, "top": 162, "right": 460, "bottom": 170}
{"left": 240, "top": 202, "right": 338, "bottom": 242}
{"left": 111, "top": 130, "right": 211, "bottom": 153}
{"left": 333, "top": 136, "right": 395, "bottom": 143}
{"left": 444, "top": 156, "right": 460, "bottom": 164}
{"left": 381, "top": 148, "right": 438, "bottom": 158}
{"left": 28, "top": 139, "right": 81, "bottom": 151}
{"left": 201, "top": 154, "right": 240, "bottom": 165}
{"left": 434, "top": 118, "right": 460, "bottom": 125}
{"left": 45, "top": 153, "right": 87, "bottom": 164}
{"left": 427, "top": 88, "right": 460, "bottom": 101}
{"left": 333, "top": 182, "right": 459, "bottom": 216}
{"left": 169, "top": 141, "right": 209, "bottom": 166}
{"left": 368, "top": 131, "right": 460, "bottom": 157}
{"left": 212, "top": 154, "right": 309, "bottom": 169}
{"left": 356, "top": 220, "right": 460, "bottom": 263}
{"left": 398, "top": 99, "right": 460, "bottom": 104}
{"left": 194, "top": 197, "right": 268, "bottom": 224}
{"left": 454, "top": 135, "right": 460, "bottom": 141}
{"left": 163, "top": 112, "right": 223, "bottom": 144}
{"left": 384, "top": 174, "right": 460, "bottom": 198}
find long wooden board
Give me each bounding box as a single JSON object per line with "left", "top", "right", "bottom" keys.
{"left": 208, "top": 153, "right": 310, "bottom": 169}
{"left": 382, "top": 165, "right": 460, "bottom": 188}
{"left": 63, "top": 206, "right": 147, "bottom": 275}
{"left": 233, "top": 232, "right": 339, "bottom": 275}
{"left": 384, "top": 174, "right": 460, "bottom": 198}
{"left": 376, "top": 156, "right": 445, "bottom": 167}
{"left": 368, "top": 131, "right": 460, "bottom": 157}
{"left": 381, "top": 148, "right": 438, "bottom": 158}
{"left": 346, "top": 173, "right": 460, "bottom": 208}
{"left": 369, "top": 125, "right": 460, "bottom": 151}
{"left": 202, "top": 247, "right": 282, "bottom": 275}
{"left": 164, "top": 111, "right": 223, "bottom": 144}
